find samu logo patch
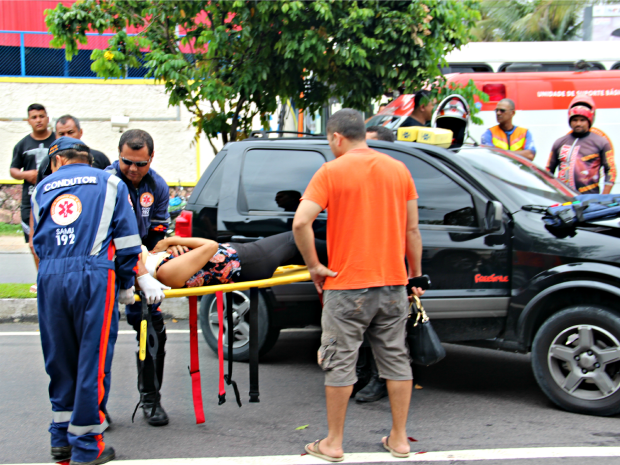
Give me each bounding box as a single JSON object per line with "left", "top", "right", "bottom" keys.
{"left": 140, "top": 192, "right": 154, "bottom": 208}
{"left": 51, "top": 194, "right": 82, "bottom": 226}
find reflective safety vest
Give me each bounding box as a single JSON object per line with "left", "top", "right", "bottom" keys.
{"left": 490, "top": 125, "right": 528, "bottom": 151}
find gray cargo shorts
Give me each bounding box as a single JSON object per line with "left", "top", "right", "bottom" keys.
{"left": 318, "top": 285, "right": 412, "bottom": 386}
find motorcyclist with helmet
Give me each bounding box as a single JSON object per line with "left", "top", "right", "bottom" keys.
{"left": 547, "top": 95, "right": 616, "bottom": 194}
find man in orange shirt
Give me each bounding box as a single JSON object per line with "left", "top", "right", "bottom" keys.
{"left": 293, "top": 109, "right": 424, "bottom": 462}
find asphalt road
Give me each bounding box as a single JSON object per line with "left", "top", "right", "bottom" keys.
{"left": 1, "top": 321, "right": 620, "bottom": 465}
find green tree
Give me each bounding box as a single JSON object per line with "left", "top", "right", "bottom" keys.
{"left": 46, "top": 0, "right": 481, "bottom": 152}
{"left": 474, "top": 0, "right": 585, "bottom": 42}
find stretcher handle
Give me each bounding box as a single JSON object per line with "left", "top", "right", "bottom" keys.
{"left": 133, "top": 266, "right": 310, "bottom": 300}
{"left": 138, "top": 291, "right": 148, "bottom": 361}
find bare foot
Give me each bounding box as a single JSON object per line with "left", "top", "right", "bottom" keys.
{"left": 382, "top": 435, "right": 410, "bottom": 457}
{"left": 305, "top": 438, "right": 344, "bottom": 462}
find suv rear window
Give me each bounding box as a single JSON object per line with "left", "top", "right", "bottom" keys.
{"left": 240, "top": 149, "right": 326, "bottom": 213}
{"left": 195, "top": 159, "right": 225, "bottom": 206}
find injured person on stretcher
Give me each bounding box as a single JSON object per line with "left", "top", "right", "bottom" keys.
{"left": 139, "top": 231, "right": 326, "bottom": 289}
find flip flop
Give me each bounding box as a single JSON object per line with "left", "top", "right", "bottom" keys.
{"left": 304, "top": 439, "right": 344, "bottom": 463}
{"left": 382, "top": 435, "right": 410, "bottom": 458}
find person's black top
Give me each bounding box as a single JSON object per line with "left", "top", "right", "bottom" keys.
{"left": 401, "top": 116, "right": 426, "bottom": 127}
{"left": 36, "top": 148, "right": 111, "bottom": 184}
{"left": 11, "top": 133, "right": 56, "bottom": 209}
{"left": 231, "top": 231, "right": 328, "bottom": 282}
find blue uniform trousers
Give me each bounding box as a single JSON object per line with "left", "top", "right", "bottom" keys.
{"left": 38, "top": 258, "right": 118, "bottom": 463}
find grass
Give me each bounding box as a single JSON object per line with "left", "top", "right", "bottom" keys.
{"left": 0, "top": 223, "right": 23, "bottom": 237}
{"left": 0, "top": 283, "right": 36, "bottom": 298}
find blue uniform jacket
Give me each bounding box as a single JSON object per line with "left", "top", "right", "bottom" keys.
{"left": 105, "top": 161, "right": 170, "bottom": 247}
{"left": 31, "top": 164, "right": 142, "bottom": 289}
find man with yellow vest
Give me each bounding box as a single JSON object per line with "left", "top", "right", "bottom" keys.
{"left": 481, "top": 98, "right": 536, "bottom": 161}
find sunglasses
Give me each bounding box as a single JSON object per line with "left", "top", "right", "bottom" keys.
{"left": 495, "top": 108, "right": 509, "bottom": 113}
{"left": 121, "top": 157, "right": 150, "bottom": 168}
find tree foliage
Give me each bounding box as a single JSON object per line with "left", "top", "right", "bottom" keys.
{"left": 46, "top": 1, "right": 481, "bottom": 150}
{"left": 473, "top": 0, "right": 585, "bottom": 42}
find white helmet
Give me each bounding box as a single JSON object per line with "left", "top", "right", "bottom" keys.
{"left": 431, "top": 95, "right": 471, "bottom": 149}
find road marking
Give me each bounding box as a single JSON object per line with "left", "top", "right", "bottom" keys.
{"left": 0, "top": 328, "right": 319, "bottom": 336}
{"left": 0, "top": 330, "right": 199, "bottom": 336}
{"left": 6, "top": 447, "right": 620, "bottom": 465}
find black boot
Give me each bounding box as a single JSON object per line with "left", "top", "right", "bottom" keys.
{"left": 134, "top": 317, "right": 169, "bottom": 426}
{"left": 355, "top": 356, "right": 388, "bottom": 403}
{"left": 70, "top": 446, "right": 115, "bottom": 465}
{"left": 352, "top": 346, "right": 373, "bottom": 397}
{"left": 51, "top": 445, "right": 72, "bottom": 460}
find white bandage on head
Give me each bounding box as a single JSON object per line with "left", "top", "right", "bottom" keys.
{"left": 145, "top": 252, "right": 168, "bottom": 278}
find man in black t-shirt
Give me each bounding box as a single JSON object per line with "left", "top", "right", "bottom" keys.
{"left": 10, "top": 103, "right": 55, "bottom": 245}
{"left": 36, "top": 115, "right": 111, "bottom": 184}
{"left": 401, "top": 90, "right": 435, "bottom": 128}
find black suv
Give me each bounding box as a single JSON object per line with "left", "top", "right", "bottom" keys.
{"left": 183, "top": 136, "right": 620, "bottom": 417}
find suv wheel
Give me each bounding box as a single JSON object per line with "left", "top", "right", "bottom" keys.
{"left": 199, "top": 290, "right": 281, "bottom": 361}
{"left": 532, "top": 306, "right": 620, "bottom": 416}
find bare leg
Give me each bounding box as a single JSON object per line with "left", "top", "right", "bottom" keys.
{"left": 311, "top": 385, "right": 353, "bottom": 458}
{"left": 382, "top": 379, "right": 412, "bottom": 455}
{"left": 156, "top": 242, "right": 218, "bottom": 288}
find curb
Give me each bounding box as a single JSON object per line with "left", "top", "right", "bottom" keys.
{"left": 0, "top": 297, "right": 193, "bottom": 323}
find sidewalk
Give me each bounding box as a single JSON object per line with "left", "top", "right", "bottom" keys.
{"left": 0, "top": 235, "right": 30, "bottom": 254}
{"left": 0, "top": 235, "right": 191, "bottom": 322}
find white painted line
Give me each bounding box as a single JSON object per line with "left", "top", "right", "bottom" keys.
{"left": 0, "top": 328, "right": 320, "bottom": 337}
{"left": 0, "top": 329, "right": 200, "bottom": 336}
{"left": 6, "top": 447, "right": 620, "bottom": 465}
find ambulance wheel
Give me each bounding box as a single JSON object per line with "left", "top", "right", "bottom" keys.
{"left": 199, "top": 290, "right": 280, "bottom": 362}
{"left": 531, "top": 306, "right": 620, "bottom": 416}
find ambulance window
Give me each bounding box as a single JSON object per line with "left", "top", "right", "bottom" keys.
{"left": 444, "top": 63, "right": 493, "bottom": 73}
{"left": 240, "top": 149, "right": 326, "bottom": 213}
{"left": 378, "top": 149, "right": 476, "bottom": 227}
{"left": 499, "top": 62, "right": 605, "bottom": 72}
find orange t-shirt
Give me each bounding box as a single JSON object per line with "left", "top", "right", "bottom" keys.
{"left": 302, "top": 147, "right": 418, "bottom": 290}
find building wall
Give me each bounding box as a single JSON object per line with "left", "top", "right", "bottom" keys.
{"left": 1, "top": 78, "right": 219, "bottom": 185}
{"left": 0, "top": 77, "right": 219, "bottom": 223}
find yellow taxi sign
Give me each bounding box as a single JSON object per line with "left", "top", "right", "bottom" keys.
{"left": 397, "top": 126, "right": 453, "bottom": 148}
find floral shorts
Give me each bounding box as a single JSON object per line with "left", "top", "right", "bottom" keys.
{"left": 159, "top": 243, "right": 242, "bottom": 288}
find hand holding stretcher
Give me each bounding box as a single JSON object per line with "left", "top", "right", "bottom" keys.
{"left": 135, "top": 265, "right": 311, "bottom": 424}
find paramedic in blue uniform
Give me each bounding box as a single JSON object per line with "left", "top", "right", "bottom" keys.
{"left": 31, "top": 137, "right": 142, "bottom": 465}
{"left": 105, "top": 129, "right": 173, "bottom": 426}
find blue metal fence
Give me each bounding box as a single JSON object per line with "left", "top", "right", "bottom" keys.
{"left": 0, "top": 30, "right": 149, "bottom": 78}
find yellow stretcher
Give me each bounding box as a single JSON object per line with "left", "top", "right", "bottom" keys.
{"left": 135, "top": 265, "right": 311, "bottom": 300}
{"left": 135, "top": 265, "right": 312, "bottom": 424}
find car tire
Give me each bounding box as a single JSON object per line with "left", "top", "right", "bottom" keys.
{"left": 531, "top": 305, "right": 620, "bottom": 416}
{"left": 199, "top": 290, "right": 281, "bottom": 361}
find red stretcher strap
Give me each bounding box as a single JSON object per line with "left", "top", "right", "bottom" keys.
{"left": 188, "top": 296, "right": 205, "bottom": 424}
{"left": 216, "top": 291, "right": 226, "bottom": 403}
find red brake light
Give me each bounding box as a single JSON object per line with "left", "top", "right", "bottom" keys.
{"left": 482, "top": 83, "right": 506, "bottom": 102}
{"left": 175, "top": 210, "right": 193, "bottom": 237}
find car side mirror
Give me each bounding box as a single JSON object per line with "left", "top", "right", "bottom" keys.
{"left": 484, "top": 200, "right": 503, "bottom": 232}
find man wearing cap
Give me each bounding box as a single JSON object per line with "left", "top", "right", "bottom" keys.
{"left": 547, "top": 96, "right": 615, "bottom": 194}
{"left": 105, "top": 129, "right": 173, "bottom": 426}
{"left": 481, "top": 98, "right": 536, "bottom": 161}
{"left": 31, "top": 137, "right": 142, "bottom": 464}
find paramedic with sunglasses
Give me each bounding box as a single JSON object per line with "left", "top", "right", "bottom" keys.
{"left": 105, "top": 129, "right": 172, "bottom": 427}
{"left": 481, "top": 98, "right": 536, "bottom": 161}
